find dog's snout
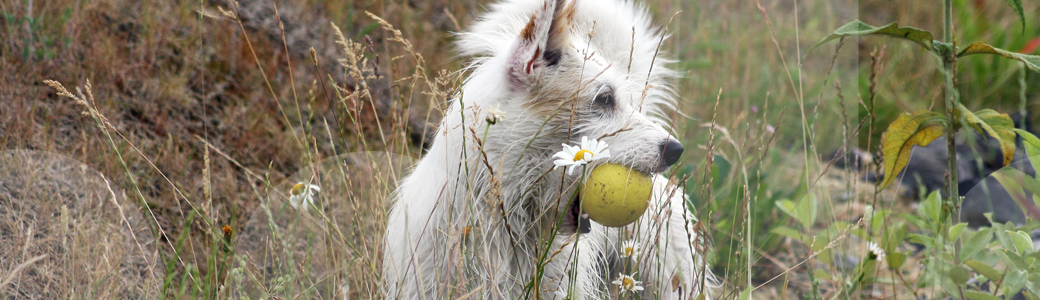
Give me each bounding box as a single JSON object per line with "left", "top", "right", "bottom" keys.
{"left": 658, "top": 139, "right": 684, "bottom": 171}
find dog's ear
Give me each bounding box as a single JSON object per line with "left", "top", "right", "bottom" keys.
{"left": 506, "top": 0, "right": 574, "bottom": 90}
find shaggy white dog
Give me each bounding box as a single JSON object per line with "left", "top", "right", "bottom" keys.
{"left": 383, "top": 0, "right": 716, "bottom": 298}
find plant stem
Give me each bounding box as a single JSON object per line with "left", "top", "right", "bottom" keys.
{"left": 25, "top": 0, "right": 33, "bottom": 59}
{"left": 942, "top": 0, "right": 959, "bottom": 217}
{"left": 1020, "top": 65, "right": 1028, "bottom": 129}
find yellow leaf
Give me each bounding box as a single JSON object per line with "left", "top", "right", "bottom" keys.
{"left": 879, "top": 112, "right": 945, "bottom": 190}
{"left": 958, "top": 105, "right": 1017, "bottom": 166}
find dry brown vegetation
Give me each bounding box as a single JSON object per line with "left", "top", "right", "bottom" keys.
{"left": 3, "top": 0, "right": 472, "bottom": 297}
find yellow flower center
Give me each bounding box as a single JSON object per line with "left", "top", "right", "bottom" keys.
{"left": 623, "top": 247, "right": 634, "bottom": 257}
{"left": 291, "top": 183, "right": 306, "bottom": 196}
{"left": 621, "top": 278, "right": 634, "bottom": 289}
{"left": 573, "top": 150, "right": 593, "bottom": 162}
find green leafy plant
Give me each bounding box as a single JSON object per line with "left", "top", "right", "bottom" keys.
{"left": 804, "top": 0, "right": 1040, "bottom": 298}
{"left": 4, "top": 0, "right": 60, "bottom": 60}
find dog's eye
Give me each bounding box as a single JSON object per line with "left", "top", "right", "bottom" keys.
{"left": 594, "top": 92, "right": 614, "bottom": 108}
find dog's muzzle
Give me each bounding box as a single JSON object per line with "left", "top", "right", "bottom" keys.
{"left": 656, "top": 138, "right": 684, "bottom": 172}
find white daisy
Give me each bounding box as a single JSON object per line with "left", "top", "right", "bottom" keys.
{"left": 867, "top": 241, "right": 885, "bottom": 260}
{"left": 553, "top": 136, "right": 611, "bottom": 175}
{"left": 611, "top": 273, "right": 644, "bottom": 294}
{"left": 485, "top": 106, "right": 507, "bottom": 125}
{"left": 620, "top": 239, "right": 640, "bottom": 262}
{"left": 289, "top": 182, "right": 321, "bottom": 212}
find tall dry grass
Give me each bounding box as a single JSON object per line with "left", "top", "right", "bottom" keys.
{"left": 0, "top": 150, "right": 161, "bottom": 298}
{"left": 3, "top": 0, "right": 1038, "bottom": 298}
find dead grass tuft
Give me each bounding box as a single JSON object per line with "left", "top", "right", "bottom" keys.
{"left": 0, "top": 150, "right": 161, "bottom": 298}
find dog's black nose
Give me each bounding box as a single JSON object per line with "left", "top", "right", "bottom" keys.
{"left": 658, "top": 138, "right": 684, "bottom": 170}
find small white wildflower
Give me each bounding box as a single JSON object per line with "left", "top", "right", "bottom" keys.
{"left": 552, "top": 136, "right": 611, "bottom": 175}
{"left": 289, "top": 182, "right": 321, "bottom": 212}
{"left": 620, "top": 239, "right": 640, "bottom": 262}
{"left": 868, "top": 241, "right": 886, "bottom": 260}
{"left": 611, "top": 273, "right": 644, "bottom": 294}
{"left": 485, "top": 106, "right": 507, "bottom": 125}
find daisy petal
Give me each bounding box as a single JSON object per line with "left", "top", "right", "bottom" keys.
{"left": 592, "top": 140, "right": 606, "bottom": 154}
{"left": 553, "top": 152, "right": 571, "bottom": 160}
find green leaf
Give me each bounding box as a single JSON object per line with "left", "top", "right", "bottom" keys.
{"left": 776, "top": 195, "right": 817, "bottom": 230}
{"left": 949, "top": 223, "right": 967, "bottom": 239}
{"left": 965, "top": 259, "right": 1003, "bottom": 282}
{"left": 797, "top": 194, "right": 818, "bottom": 229}
{"left": 811, "top": 237, "right": 833, "bottom": 265}
{"left": 1007, "top": 230, "right": 1034, "bottom": 255}
{"left": 807, "top": 21, "right": 935, "bottom": 55}
{"left": 867, "top": 207, "right": 890, "bottom": 234}
{"left": 960, "top": 229, "right": 992, "bottom": 262}
{"left": 777, "top": 199, "right": 796, "bottom": 219}
{"left": 964, "top": 290, "right": 1002, "bottom": 300}
{"left": 958, "top": 42, "right": 1040, "bottom": 72}
{"left": 1027, "top": 274, "right": 1040, "bottom": 299}
{"left": 948, "top": 265, "right": 971, "bottom": 285}
{"left": 887, "top": 251, "right": 907, "bottom": 269}
{"left": 938, "top": 273, "right": 963, "bottom": 297}
{"left": 771, "top": 226, "right": 808, "bottom": 243}
{"left": 995, "top": 226, "right": 1019, "bottom": 252}
{"left": 958, "top": 106, "right": 1018, "bottom": 166}
{"left": 919, "top": 191, "right": 943, "bottom": 225}
{"left": 881, "top": 222, "right": 907, "bottom": 253}
{"left": 1004, "top": 269, "right": 1028, "bottom": 298}
{"left": 900, "top": 213, "right": 929, "bottom": 234}
{"left": 998, "top": 248, "right": 1028, "bottom": 267}
{"left": 1003, "top": 0, "right": 1026, "bottom": 33}
{"left": 908, "top": 233, "right": 934, "bottom": 249}
{"left": 813, "top": 268, "right": 833, "bottom": 281}
{"left": 1015, "top": 129, "right": 1040, "bottom": 174}
{"left": 879, "top": 112, "right": 946, "bottom": 190}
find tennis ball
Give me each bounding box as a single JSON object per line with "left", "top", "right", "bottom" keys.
{"left": 580, "top": 164, "right": 653, "bottom": 227}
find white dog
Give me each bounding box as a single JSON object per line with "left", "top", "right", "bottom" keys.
{"left": 383, "top": 0, "right": 716, "bottom": 298}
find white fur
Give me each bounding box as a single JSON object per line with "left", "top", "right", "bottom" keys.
{"left": 383, "top": 0, "right": 716, "bottom": 298}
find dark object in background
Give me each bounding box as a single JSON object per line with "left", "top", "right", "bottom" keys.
{"left": 827, "top": 112, "right": 1040, "bottom": 228}
{"left": 834, "top": 112, "right": 1038, "bottom": 200}
{"left": 958, "top": 177, "right": 1029, "bottom": 228}
{"left": 956, "top": 113, "right": 1035, "bottom": 179}
{"left": 885, "top": 136, "right": 977, "bottom": 199}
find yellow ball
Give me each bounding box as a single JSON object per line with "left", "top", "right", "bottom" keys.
{"left": 580, "top": 164, "right": 653, "bottom": 227}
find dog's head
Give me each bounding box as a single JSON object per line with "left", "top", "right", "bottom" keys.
{"left": 458, "top": 0, "right": 684, "bottom": 177}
